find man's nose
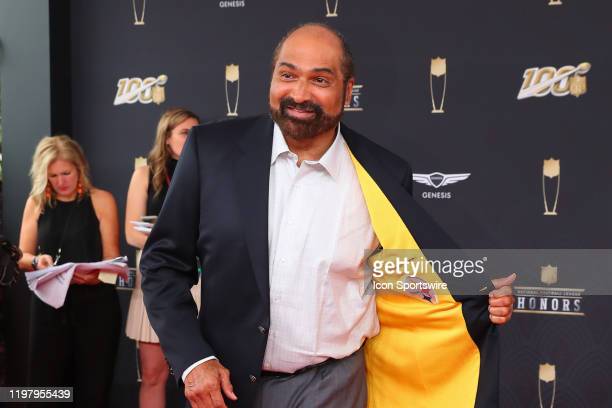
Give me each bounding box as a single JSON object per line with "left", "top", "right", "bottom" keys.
{"left": 290, "top": 80, "right": 310, "bottom": 103}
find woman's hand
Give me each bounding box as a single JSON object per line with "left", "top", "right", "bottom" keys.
{"left": 35, "top": 254, "right": 54, "bottom": 270}
{"left": 71, "top": 269, "right": 101, "bottom": 285}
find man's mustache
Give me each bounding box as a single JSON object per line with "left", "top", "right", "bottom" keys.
{"left": 280, "top": 97, "right": 324, "bottom": 119}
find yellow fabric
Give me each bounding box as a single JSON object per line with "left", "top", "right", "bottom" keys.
{"left": 348, "top": 152, "right": 481, "bottom": 408}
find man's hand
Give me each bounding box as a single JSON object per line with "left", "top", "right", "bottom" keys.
{"left": 184, "top": 359, "right": 238, "bottom": 408}
{"left": 489, "top": 273, "right": 516, "bottom": 325}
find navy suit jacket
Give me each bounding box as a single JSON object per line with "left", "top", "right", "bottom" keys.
{"left": 140, "top": 114, "right": 497, "bottom": 407}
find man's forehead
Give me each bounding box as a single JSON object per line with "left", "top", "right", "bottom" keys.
{"left": 276, "top": 27, "right": 343, "bottom": 72}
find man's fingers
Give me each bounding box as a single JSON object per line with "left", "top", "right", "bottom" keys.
{"left": 185, "top": 387, "right": 211, "bottom": 408}
{"left": 490, "top": 314, "right": 510, "bottom": 324}
{"left": 184, "top": 376, "right": 211, "bottom": 408}
{"left": 490, "top": 285, "right": 513, "bottom": 298}
{"left": 184, "top": 361, "right": 234, "bottom": 408}
{"left": 209, "top": 389, "right": 228, "bottom": 408}
{"left": 491, "top": 273, "right": 517, "bottom": 290}
{"left": 489, "top": 295, "right": 515, "bottom": 307}
{"left": 488, "top": 291, "right": 514, "bottom": 325}
{"left": 219, "top": 368, "right": 238, "bottom": 401}
{"left": 489, "top": 306, "right": 512, "bottom": 317}
{"left": 200, "top": 393, "right": 215, "bottom": 408}
{"left": 490, "top": 272, "right": 515, "bottom": 299}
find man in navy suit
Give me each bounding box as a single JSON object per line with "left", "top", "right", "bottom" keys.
{"left": 140, "top": 23, "right": 515, "bottom": 408}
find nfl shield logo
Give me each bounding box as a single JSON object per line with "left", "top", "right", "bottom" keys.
{"left": 569, "top": 74, "right": 587, "bottom": 97}
{"left": 539, "top": 363, "right": 556, "bottom": 383}
{"left": 540, "top": 265, "right": 558, "bottom": 286}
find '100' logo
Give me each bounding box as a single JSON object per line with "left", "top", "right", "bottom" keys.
{"left": 517, "top": 62, "right": 590, "bottom": 100}
{"left": 114, "top": 75, "right": 168, "bottom": 105}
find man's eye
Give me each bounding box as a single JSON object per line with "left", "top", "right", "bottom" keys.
{"left": 314, "top": 77, "right": 330, "bottom": 85}
{"left": 280, "top": 72, "right": 294, "bottom": 79}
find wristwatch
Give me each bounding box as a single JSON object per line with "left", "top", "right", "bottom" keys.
{"left": 31, "top": 255, "right": 39, "bottom": 270}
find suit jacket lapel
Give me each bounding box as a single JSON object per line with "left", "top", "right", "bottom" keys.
{"left": 232, "top": 116, "right": 274, "bottom": 304}
{"left": 341, "top": 123, "right": 457, "bottom": 250}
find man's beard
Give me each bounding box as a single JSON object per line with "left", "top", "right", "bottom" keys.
{"left": 270, "top": 96, "right": 343, "bottom": 140}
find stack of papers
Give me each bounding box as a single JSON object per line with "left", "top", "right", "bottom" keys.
{"left": 25, "top": 256, "right": 129, "bottom": 308}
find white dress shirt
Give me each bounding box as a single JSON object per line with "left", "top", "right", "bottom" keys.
{"left": 263, "top": 123, "right": 379, "bottom": 373}
{"left": 183, "top": 123, "right": 380, "bottom": 380}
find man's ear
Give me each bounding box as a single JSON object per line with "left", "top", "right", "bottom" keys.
{"left": 344, "top": 77, "right": 355, "bottom": 104}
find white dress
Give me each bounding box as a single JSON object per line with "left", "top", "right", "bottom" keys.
{"left": 125, "top": 250, "right": 201, "bottom": 343}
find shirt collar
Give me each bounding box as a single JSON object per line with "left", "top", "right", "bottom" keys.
{"left": 271, "top": 123, "right": 291, "bottom": 165}
{"left": 271, "top": 122, "right": 345, "bottom": 181}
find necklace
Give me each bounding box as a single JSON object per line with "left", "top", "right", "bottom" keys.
{"left": 40, "top": 199, "right": 77, "bottom": 266}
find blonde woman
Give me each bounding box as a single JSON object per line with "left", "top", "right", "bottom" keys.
{"left": 18, "top": 135, "right": 121, "bottom": 407}
{"left": 124, "top": 108, "right": 200, "bottom": 408}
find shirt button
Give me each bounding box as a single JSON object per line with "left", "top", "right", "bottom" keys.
{"left": 249, "top": 374, "right": 257, "bottom": 383}
{"left": 258, "top": 326, "right": 266, "bottom": 334}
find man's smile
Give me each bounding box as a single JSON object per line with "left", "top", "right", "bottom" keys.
{"left": 286, "top": 105, "right": 316, "bottom": 120}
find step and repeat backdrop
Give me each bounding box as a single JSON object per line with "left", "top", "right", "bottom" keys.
{"left": 69, "top": 0, "right": 612, "bottom": 406}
